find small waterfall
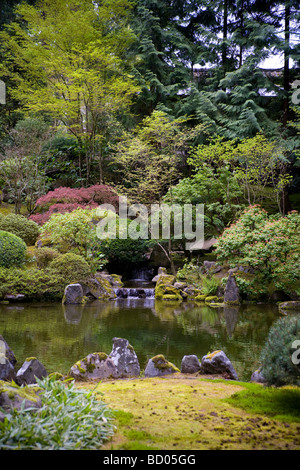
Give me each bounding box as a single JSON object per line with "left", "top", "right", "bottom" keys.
{"left": 129, "top": 267, "right": 155, "bottom": 282}
{"left": 114, "top": 287, "right": 155, "bottom": 299}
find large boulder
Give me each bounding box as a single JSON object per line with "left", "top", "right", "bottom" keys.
{"left": 68, "top": 337, "right": 140, "bottom": 381}
{"left": 181, "top": 355, "right": 201, "bottom": 374}
{"left": 200, "top": 350, "right": 238, "bottom": 380}
{"left": 68, "top": 352, "right": 118, "bottom": 381}
{"left": 62, "top": 283, "right": 84, "bottom": 305}
{"left": 108, "top": 337, "right": 140, "bottom": 378}
{"left": 80, "top": 273, "right": 121, "bottom": 301}
{"left": 16, "top": 358, "right": 48, "bottom": 385}
{"left": 144, "top": 354, "right": 179, "bottom": 378}
{"left": 224, "top": 272, "right": 240, "bottom": 305}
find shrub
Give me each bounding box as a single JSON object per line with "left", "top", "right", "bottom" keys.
{"left": 260, "top": 316, "right": 300, "bottom": 387}
{"left": 0, "top": 214, "right": 40, "bottom": 245}
{"left": 0, "top": 266, "right": 65, "bottom": 300}
{"left": 31, "top": 185, "right": 120, "bottom": 225}
{"left": 48, "top": 252, "right": 92, "bottom": 283}
{"left": 40, "top": 208, "right": 99, "bottom": 256}
{"left": 214, "top": 206, "right": 300, "bottom": 299}
{"left": 0, "top": 231, "right": 27, "bottom": 268}
{"left": 34, "top": 247, "right": 60, "bottom": 268}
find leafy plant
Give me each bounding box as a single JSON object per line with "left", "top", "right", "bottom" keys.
{"left": 0, "top": 376, "right": 115, "bottom": 450}
{"left": 214, "top": 206, "right": 300, "bottom": 299}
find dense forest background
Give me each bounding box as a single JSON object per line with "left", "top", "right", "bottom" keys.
{"left": 0, "top": 0, "right": 299, "bottom": 232}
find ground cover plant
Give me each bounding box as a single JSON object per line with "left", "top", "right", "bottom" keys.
{"left": 81, "top": 376, "right": 300, "bottom": 451}
{"left": 0, "top": 376, "right": 115, "bottom": 450}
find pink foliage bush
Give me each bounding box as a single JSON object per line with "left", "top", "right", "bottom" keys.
{"left": 30, "top": 185, "right": 120, "bottom": 225}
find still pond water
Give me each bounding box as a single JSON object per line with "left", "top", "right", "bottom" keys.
{"left": 0, "top": 289, "right": 282, "bottom": 381}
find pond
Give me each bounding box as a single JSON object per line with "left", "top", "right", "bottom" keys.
{"left": 0, "top": 293, "right": 281, "bottom": 382}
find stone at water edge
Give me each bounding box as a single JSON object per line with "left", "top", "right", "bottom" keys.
{"left": 224, "top": 271, "right": 240, "bottom": 305}
{"left": 181, "top": 355, "right": 201, "bottom": 374}
{"left": 109, "top": 337, "right": 140, "bottom": 378}
{"left": 200, "top": 350, "right": 238, "bottom": 380}
{"left": 16, "top": 358, "right": 48, "bottom": 385}
{"left": 63, "top": 283, "right": 84, "bottom": 304}
{"left": 68, "top": 352, "right": 118, "bottom": 381}
{"left": 68, "top": 337, "right": 140, "bottom": 380}
{"left": 144, "top": 354, "right": 180, "bottom": 378}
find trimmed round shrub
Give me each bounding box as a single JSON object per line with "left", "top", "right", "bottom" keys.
{"left": 0, "top": 213, "right": 40, "bottom": 245}
{"left": 260, "top": 316, "right": 300, "bottom": 387}
{"left": 0, "top": 230, "right": 27, "bottom": 268}
{"left": 49, "top": 252, "right": 92, "bottom": 284}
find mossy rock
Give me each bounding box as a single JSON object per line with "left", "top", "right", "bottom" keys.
{"left": 205, "top": 296, "right": 218, "bottom": 304}
{"left": 194, "top": 294, "right": 207, "bottom": 302}
{"left": 145, "top": 354, "right": 180, "bottom": 377}
{"left": 155, "top": 274, "right": 176, "bottom": 300}
{"left": 162, "top": 294, "right": 182, "bottom": 301}
{"left": 278, "top": 301, "right": 300, "bottom": 311}
{"left": 94, "top": 274, "right": 116, "bottom": 300}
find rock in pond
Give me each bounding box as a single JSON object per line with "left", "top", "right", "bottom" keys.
{"left": 224, "top": 271, "right": 240, "bottom": 305}
{"left": 200, "top": 350, "right": 238, "bottom": 380}
{"left": 144, "top": 354, "right": 179, "bottom": 378}
{"left": 63, "top": 283, "right": 84, "bottom": 305}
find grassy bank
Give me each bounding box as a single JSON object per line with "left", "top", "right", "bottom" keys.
{"left": 79, "top": 374, "right": 300, "bottom": 451}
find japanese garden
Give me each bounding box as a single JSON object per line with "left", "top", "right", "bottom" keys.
{"left": 0, "top": 0, "right": 300, "bottom": 452}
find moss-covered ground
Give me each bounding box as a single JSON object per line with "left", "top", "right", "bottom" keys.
{"left": 79, "top": 374, "right": 300, "bottom": 451}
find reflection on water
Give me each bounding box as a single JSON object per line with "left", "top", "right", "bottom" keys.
{"left": 0, "top": 299, "right": 281, "bottom": 381}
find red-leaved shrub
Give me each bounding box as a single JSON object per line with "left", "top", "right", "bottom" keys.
{"left": 30, "top": 185, "right": 120, "bottom": 225}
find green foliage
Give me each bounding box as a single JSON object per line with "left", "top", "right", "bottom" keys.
{"left": 225, "top": 381, "right": 300, "bottom": 423}
{"left": 0, "top": 376, "right": 115, "bottom": 450}
{"left": 34, "top": 247, "right": 60, "bottom": 269}
{"left": 48, "top": 253, "right": 92, "bottom": 284}
{"left": 111, "top": 110, "right": 201, "bottom": 204}
{"left": 0, "top": 230, "right": 27, "bottom": 268}
{"left": 0, "top": 266, "right": 65, "bottom": 300}
{"left": 40, "top": 208, "right": 99, "bottom": 257}
{"left": 214, "top": 205, "right": 300, "bottom": 299}
{"left": 0, "top": 213, "right": 40, "bottom": 245}
{"left": 259, "top": 316, "right": 300, "bottom": 387}
{"left": 1, "top": 0, "right": 139, "bottom": 185}
{"left": 100, "top": 237, "right": 152, "bottom": 269}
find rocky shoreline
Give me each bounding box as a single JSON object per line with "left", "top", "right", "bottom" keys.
{"left": 0, "top": 333, "right": 267, "bottom": 422}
